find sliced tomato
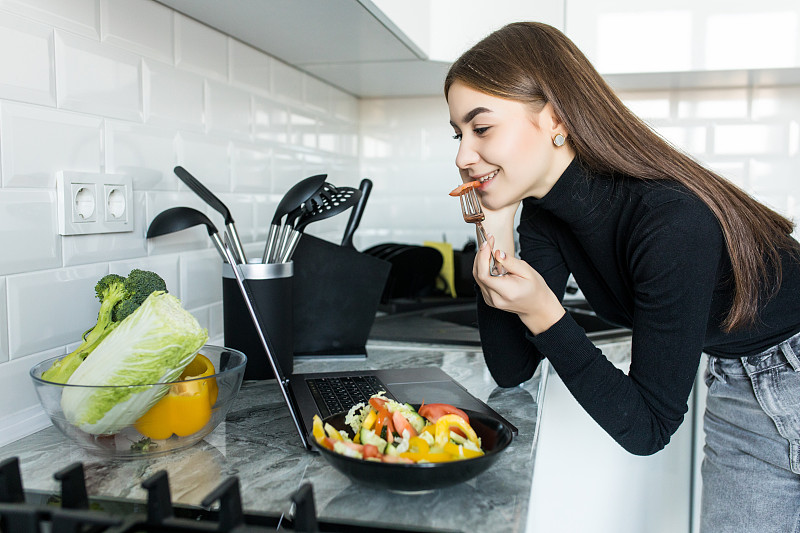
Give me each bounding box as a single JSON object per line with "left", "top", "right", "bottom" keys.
{"left": 369, "top": 396, "right": 388, "bottom": 410}
{"left": 362, "top": 444, "right": 381, "bottom": 459}
{"left": 448, "top": 181, "right": 480, "bottom": 197}
{"left": 418, "top": 403, "right": 470, "bottom": 424}
{"left": 392, "top": 410, "right": 418, "bottom": 438}
{"left": 374, "top": 408, "right": 395, "bottom": 443}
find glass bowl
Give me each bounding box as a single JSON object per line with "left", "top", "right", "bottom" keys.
{"left": 29, "top": 345, "right": 246, "bottom": 458}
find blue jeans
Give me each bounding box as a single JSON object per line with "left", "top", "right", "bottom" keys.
{"left": 701, "top": 331, "right": 800, "bottom": 533}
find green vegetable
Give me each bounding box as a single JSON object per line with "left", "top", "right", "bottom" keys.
{"left": 60, "top": 291, "right": 208, "bottom": 435}
{"left": 42, "top": 270, "right": 167, "bottom": 383}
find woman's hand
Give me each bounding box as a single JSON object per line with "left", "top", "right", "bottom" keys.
{"left": 479, "top": 201, "right": 519, "bottom": 256}
{"left": 473, "top": 235, "right": 565, "bottom": 335}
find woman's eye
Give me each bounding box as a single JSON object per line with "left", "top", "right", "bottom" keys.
{"left": 452, "top": 133, "right": 462, "bottom": 141}
{"left": 474, "top": 127, "right": 489, "bottom": 135}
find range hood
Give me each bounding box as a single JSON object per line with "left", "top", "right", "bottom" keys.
{"left": 156, "top": 0, "right": 451, "bottom": 98}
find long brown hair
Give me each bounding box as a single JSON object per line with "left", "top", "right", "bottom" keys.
{"left": 445, "top": 22, "right": 797, "bottom": 332}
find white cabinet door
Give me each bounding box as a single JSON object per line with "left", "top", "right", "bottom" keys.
{"left": 565, "top": 0, "right": 800, "bottom": 74}
{"left": 527, "top": 366, "right": 695, "bottom": 533}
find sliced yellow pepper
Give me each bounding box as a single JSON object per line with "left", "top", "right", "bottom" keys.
{"left": 312, "top": 415, "right": 326, "bottom": 443}
{"left": 134, "top": 354, "right": 217, "bottom": 440}
{"left": 362, "top": 409, "right": 378, "bottom": 430}
{"left": 434, "top": 414, "right": 480, "bottom": 448}
{"left": 443, "top": 441, "right": 484, "bottom": 459}
{"left": 324, "top": 422, "right": 344, "bottom": 440}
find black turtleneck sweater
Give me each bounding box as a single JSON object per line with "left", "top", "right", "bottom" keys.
{"left": 478, "top": 158, "right": 800, "bottom": 455}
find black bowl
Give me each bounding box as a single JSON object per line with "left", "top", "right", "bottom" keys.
{"left": 311, "top": 407, "right": 513, "bottom": 492}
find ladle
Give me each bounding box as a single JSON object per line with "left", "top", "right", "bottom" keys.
{"left": 146, "top": 206, "right": 227, "bottom": 262}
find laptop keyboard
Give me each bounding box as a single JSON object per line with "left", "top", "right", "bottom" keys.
{"left": 306, "top": 375, "right": 389, "bottom": 418}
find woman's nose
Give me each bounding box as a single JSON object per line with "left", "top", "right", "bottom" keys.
{"left": 455, "top": 140, "right": 479, "bottom": 169}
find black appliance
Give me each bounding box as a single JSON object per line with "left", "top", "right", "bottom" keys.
{"left": 0, "top": 457, "right": 458, "bottom": 533}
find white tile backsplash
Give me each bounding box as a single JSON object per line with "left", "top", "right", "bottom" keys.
{"left": 0, "top": 0, "right": 100, "bottom": 39}
{"left": 100, "top": 0, "right": 173, "bottom": 63}
{"left": 0, "top": 101, "right": 103, "bottom": 187}
{"left": 0, "top": 188, "right": 61, "bottom": 275}
{"left": 1, "top": 0, "right": 799, "bottom": 444}
{"left": 174, "top": 12, "right": 227, "bottom": 80}
{"left": 0, "top": 11, "right": 55, "bottom": 106}
{"left": 55, "top": 30, "right": 143, "bottom": 121}
{"left": 7, "top": 263, "right": 107, "bottom": 358}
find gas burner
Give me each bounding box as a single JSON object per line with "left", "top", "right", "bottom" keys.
{"left": 0, "top": 457, "right": 454, "bottom": 533}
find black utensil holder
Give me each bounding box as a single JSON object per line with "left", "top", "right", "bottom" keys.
{"left": 223, "top": 262, "right": 293, "bottom": 380}
{"left": 291, "top": 235, "right": 391, "bottom": 357}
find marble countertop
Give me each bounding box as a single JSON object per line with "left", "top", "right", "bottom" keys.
{"left": 0, "top": 342, "right": 548, "bottom": 533}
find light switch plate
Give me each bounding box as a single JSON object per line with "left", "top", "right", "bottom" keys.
{"left": 56, "top": 171, "right": 134, "bottom": 235}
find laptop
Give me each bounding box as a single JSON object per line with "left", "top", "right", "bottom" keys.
{"left": 221, "top": 242, "right": 518, "bottom": 450}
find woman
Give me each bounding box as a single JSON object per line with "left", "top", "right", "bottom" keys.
{"left": 446, "top": 22, "right": 800, "bottom": 532}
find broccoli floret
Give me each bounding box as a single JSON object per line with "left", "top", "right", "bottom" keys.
{"left": 113, "top": 269, "right": 168, "bottom": 322}
{"left": 41, "top": 270, "right": 167, "bottom": 383}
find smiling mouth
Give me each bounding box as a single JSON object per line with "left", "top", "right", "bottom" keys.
{"left": 478, "top": 170, "right": 499, "bottom": 184}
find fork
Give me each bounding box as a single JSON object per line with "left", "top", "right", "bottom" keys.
{"left": 458, "top": 186, "right": 507, "bottom": 277}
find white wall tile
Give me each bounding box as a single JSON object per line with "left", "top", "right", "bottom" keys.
{"left": 100, "top": 0, "right": 173, "bottom": 63}
{"left": 0, "top": 101, "right": 103, "bottom": 187}
{"left": 0, "top": 0, "right": 100, "bottom": 39}
{"left": 713, "top": 123, "right": 789, "bottom": 156}
{"left": 175, "top": 132, "right": 231, "bottom": 192}
{"left": 208, "top": 301, "right": 223, "bottom": 341}
{"left": 253, "top": 96, "right": 290, "bottom": 144}
{"left": 231, "top": 143, "right": 272, "bottom": 192}
{"left": 175, "top": 13, "right": 227, "bottom": 80}
{"left": 332, "top": 87, "right": 358, "bottom": 123}
{"left": 0, "top": 11, "right": 55, "bottom": 106}
{"left": 106, "top": 120, "right": 178, "bottom": 190}
{"left": 205, "top": 80, "right": 252, "bottom": 139}
{"left": 304, "top": 75, "right": 331, "bottom": 115}
{"left": 62, "top": 189, "right": 147, "bottom": 266}
{"left": 0, "top": 189, "right": 60, "bottom": 275}
{"left": 7, "top": 263, "right": 107, "bottom": 358}
{"left": 55, "top": 30, "right": 143, "bottom": 121}
{"left": 656, "top": 125, "right": 709, "bottom": 155}
{"left": 289, "top": 109, "right": 318, "bottom": 149}
{"left": 272, "top": 148, "right": 304, "bottom": 193}
{"left": 271, "top": 59, "right": 304, "bottom": 106}
{"left": 229, "top": 40, "right": 270, "bottom": 95}
{"left": 143, "top": 59, "right": 204, "bottom": 131}
{"left": 677, "top": 89, "right": 749, "bottom": 119}
{"left": 0, "top": 278, "right": 8, "bottom": 363}
{"left": 752, "top": 87, "right": 800, "bottom": 120}
{"left": 619, "top": 92, "right": 672, "bottom": 120}
{"left": 179, "top": 248, "right": 222, "bottom": 310}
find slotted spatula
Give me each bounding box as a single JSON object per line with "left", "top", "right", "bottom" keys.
{"left": 173, "top": 166, "right": 247, "bottom": 264}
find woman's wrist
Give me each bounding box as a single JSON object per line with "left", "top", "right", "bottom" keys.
{"left": 519, "top": 300, "right": 566, "bottom": 335}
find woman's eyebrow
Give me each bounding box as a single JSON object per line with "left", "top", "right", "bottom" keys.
{"left": 449, "top": 106, "right": 493, "bottom": 127}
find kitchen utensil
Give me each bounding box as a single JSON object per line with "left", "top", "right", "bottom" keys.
{"left": 271, "top": 182, "right": 337, "bottom": 263}
{"left": 340, "top": 178, "right": 372, "bottom": 248}
{"left": 455, "top": 185, "right": 506, "bottom": 276}
{"left": 173, "top": 166, "right": 247, "bottom": 264}
{"left": 280, "top": 186, "right": 361, "bottom": 262}
{"left": 29, "top": 346, "right": 246, "bottom": 458}
{"left": 146, "top": 206, "right": 227, "bottom": 262}
{"left": 262, "top": 174, "right": 328, "bottom": 263}
{"left": 291, "top": 234, "right": 391, "bottom": 357}
{"left": 222, "top": 261, "right": 293, "bottom": 380}
{"left": 219, "top": 238, "right": 309, "bottom": 449}
{"left": 310, "top": 406, "right": 513, "bottom": 491}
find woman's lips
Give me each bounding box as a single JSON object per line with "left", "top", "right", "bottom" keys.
{"left": 477, "top": 169, "right": 499, "bottom": 188}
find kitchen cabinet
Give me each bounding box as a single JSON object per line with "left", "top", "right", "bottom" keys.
{"left": 565, "top": 0, "right": 800, "bottom": 74}
{"left": 527, "top": 342, "right": 696, "bottom": 533}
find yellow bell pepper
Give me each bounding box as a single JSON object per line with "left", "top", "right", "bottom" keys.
{"left": 312, "top": 415, "right": 326, "bottom": 443}
{"left": 135, "top": 353, "right": 218, "bottom": 440}
{"left": 434, "top": 414, "right": 480, "bottom": 448}
{"left": 443, "top": 441, "right": 484, "bottom": 459}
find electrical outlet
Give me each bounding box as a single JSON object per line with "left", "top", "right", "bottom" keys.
{"left": 57, "top": 171, "right": 134, "bottom": 235}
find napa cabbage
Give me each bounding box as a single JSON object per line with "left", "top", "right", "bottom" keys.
{"left": 60, "top": 291, "right": 208, "bottom": 435}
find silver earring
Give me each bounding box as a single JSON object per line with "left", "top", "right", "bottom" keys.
{"left": 553, "top": 133, "right": 566, "bottom": 147}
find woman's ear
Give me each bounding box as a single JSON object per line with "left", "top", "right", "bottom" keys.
{"left": 541, "top": 102, "right": 566, "bottom": 137}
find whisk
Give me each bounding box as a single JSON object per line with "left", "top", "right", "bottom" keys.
{"left": 451, "top": 183, "right": 507, "bottom": 277}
